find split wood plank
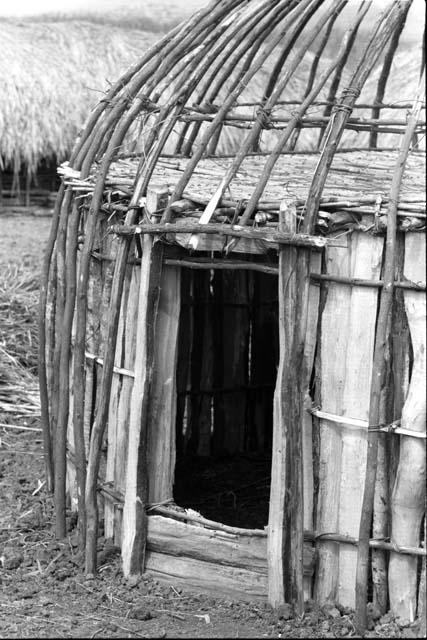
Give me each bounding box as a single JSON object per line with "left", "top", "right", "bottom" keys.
{"left": 104, "top": 263, "right": 132, "bottom": 539}
{"left": 221, "top": 271, "right": 249, "bottom": 454}
{"left": 195, "top": 272, "right": 214, "bottom": 457}
{"left": 146, "top": 515, "right": 268, "bottom": 573}
{"left": 302, "top": 251, "right": 321, "bottom": 601}
{"left": 338, "top": 228, "right": 384, "bottom": 608}
{"left": 121, "top": 235, "right": 163, "bottom": 576}
{"left": 147, "top": 265, "right": 180, "bottom": 502}
{"left": 315, "top": 225, "right": 384, "bottom": 607}
{"left": 145, "top": 552, "right": 267, "bottom": 601}
{"left": 389, "top": 232, "right": 426, "bottom": 621}
{"left": 112, "top": 266, "right": 140, "bottom": 546}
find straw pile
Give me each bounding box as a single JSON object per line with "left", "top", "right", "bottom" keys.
{"left": 0, "top": 21, "right": 159, "bottom": 177}
{"left": 0, "top": 264, "right": 40, "bottom": 418}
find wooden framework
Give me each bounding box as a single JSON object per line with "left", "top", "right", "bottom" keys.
{"left": 39, "top": 0, "right": 425, "bottom": 633}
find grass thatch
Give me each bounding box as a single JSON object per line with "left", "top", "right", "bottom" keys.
{"left": 0, "top": 265, "right": 41, "bottom": 418}
{"left": 0, "top": 263, "right": 39, "bottom": 374}
{"left": 0, "top": 4, "right": 422, "bottom": 179}
{"left": 0, "top": 20, "right": 159, "bottom": 177}
{"left": 24, "top": 0, "right": 206, "bottom": 33}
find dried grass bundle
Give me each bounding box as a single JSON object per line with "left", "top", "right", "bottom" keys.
{"left": 0, "top": 347, "right": 40, "bottom": 418}
{"left": 0, "top": 21, "right": 159, "bottom": 177}
{"left": 0, "top": 264, "right": 39, "bottom": 373}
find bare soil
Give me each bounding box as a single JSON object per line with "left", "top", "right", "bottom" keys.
{"left": 0, "top": 210, "right": 420, "bottom": 638}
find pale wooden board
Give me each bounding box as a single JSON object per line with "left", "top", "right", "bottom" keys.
{"left": 389, "top": 232, "right": 426, "bottom": 621}
{"left": 112, "top": 266, "right": 140, "bottom": 545}
{"left": 146, "top": 515, "right": 268, "bottom": 573}
{"left": 104, "top": 264, "right": 131, "bottom": 539}
{"left": 147, "top": 266, "right": 180, "bottom": 503}
{"left": 337, "top": 229, "right": 383, "bottom": 608}
{"left": 315, "top": 227, "right": 384, "bottom": 608}
{"left": 173, "top": 232, "right": 272, "bottom": 255}
{"left": 145, "top": 551, "right": 268, "bottom": 601}
{"left": 315, "top": 237, "right": 352, "bottom": 604}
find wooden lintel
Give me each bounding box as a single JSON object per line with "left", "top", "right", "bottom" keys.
{"left": 109, "top": 223, "right": 328, "bottom": 250}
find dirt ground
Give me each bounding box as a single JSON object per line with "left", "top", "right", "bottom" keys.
{"left": 0, "top": 210, "right": 422, "bottom": 639}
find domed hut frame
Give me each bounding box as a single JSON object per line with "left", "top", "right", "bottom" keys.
{"left": 39, "top": 0, "right": 425, "bottom": 633}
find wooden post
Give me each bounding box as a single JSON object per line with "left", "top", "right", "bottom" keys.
{"left": 302, "top": 251, "right": 321, "bottom": 600}
{"left": 388, "top": 232, "right": 426, "bottom": 621}
{"left": 122, "top": 186, "right": 166, "bottom": 576}
{"left": 147, "top": 264, "right": 181, "bottom": 502}
{"left": 122, "top": 235, "right": 163, "bottom": 576}
{"left": 267, "top": 202, "right": 304, "bottom": 612}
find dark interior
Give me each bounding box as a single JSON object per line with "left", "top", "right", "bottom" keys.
{"left": 173, "top": 254, "right": 279, "bottom": 529}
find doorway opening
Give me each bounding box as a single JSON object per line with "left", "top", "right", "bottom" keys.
{"left": 173, "top": 256, "right": 279, "bottom": 529}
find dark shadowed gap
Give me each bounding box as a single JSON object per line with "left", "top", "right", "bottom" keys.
{"left": 173, "top": 255, "right": 279, "bottom": 529}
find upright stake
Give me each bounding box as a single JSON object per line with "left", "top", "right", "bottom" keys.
{"left": 354, "top": 73, "right": 425, "bottom": 634}
{"left": 267, "top": 202, "right": 305, "bottom": 613}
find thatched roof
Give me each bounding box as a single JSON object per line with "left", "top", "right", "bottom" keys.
{"left": 0, "top": 20, "right": 159, "bottom": 175}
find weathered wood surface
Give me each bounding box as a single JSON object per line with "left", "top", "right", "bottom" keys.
{"left": 175, "top": 232, "right": 270, "bottom": 255}
{"left": 389, "top": 232, "right": 426, "bottom": 621}
{"left": 315, "top": 226, "right": 383, "bottom": 607}
{"left": 147, "top": 265, "right": 180, "bottom": 503}
{"left": 146, "top": 515, "right": 268, "bottom": 572}
{"left": 267, "top": 203, "right": 304, "bottom": 611}
{"left": 145, "top": 551, "right": 267, "bottom": 600}
{"left": 121, "top": 235, "right": 163, "bottom": 576}
{"left": 104, "top": 263, "right": 132, "bottom": 539}
{"left": 302, "top": 251, "right": 321, "bottom": 601}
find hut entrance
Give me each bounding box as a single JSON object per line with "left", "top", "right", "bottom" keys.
{"left": 173, "top": 259, "right": 279, "bottom": 529}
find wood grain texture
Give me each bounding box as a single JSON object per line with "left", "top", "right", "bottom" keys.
{"left": 267, "top": 203, "right": 304, "bottom": 611}
{"left": 121, "top": 236, "right": 163, "bottom": 576}
{"left": 147, "top": 265, "right": 180, "bottom": 502}
{"left": 315, "top": 226, "right": 384, "bottom": 607}
{"left": 389, "top": 232, "right": 426, "bottom": 621}
{"left": 145, "top": 551, "right": 268, "bottom": 600}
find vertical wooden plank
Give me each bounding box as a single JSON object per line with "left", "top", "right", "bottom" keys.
{"left": 337, "top": 230, "right": 384, "bottom": 608}
{"left": 249, "top": 272, "right": 278, "bottom": 454}
{"left": 389, "top": 232, "right": 426, "bottom": 622}
{"left": 175, "top": 269, "right": 192, "bottom": 461}
{"left": 197, "top": 271, "right": 214, "bottom": 457}
{"left": 221, "top": 271, "right": 249, "bottom": 454}
{"left": 122, "top": 235, "right": 163, "bottom": 576}
{"left": 104, "top": 263, "right": 132, "bottom": 539}
{"left": 315, "top": 244, "right": 350, "bottom": 604}
{"left": 315, "top": 226, "right": 384, "bottom": 608}
{"left": 212, "top": 270, "right": 224, "bottom": 456}
{"left": 147, "top": 265, "right": 181, "bottom": 503}
{"left": 113, "top": 265, "right": 140, "bottom": 545}
{"left": 187, "top": 270, "right": 207, "bottom": 456}
{"left": 302, "top": 252, "right": 321, "bottom": 600}
{"left": 267, "top": 203, "right": 304, "bottom": 612}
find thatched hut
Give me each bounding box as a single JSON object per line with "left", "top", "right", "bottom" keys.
{"left": 0, "top": 20, "right": 158, "bottom": 205}
{"left": 40, "top": 0, "right": 425, "bottom": 633}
